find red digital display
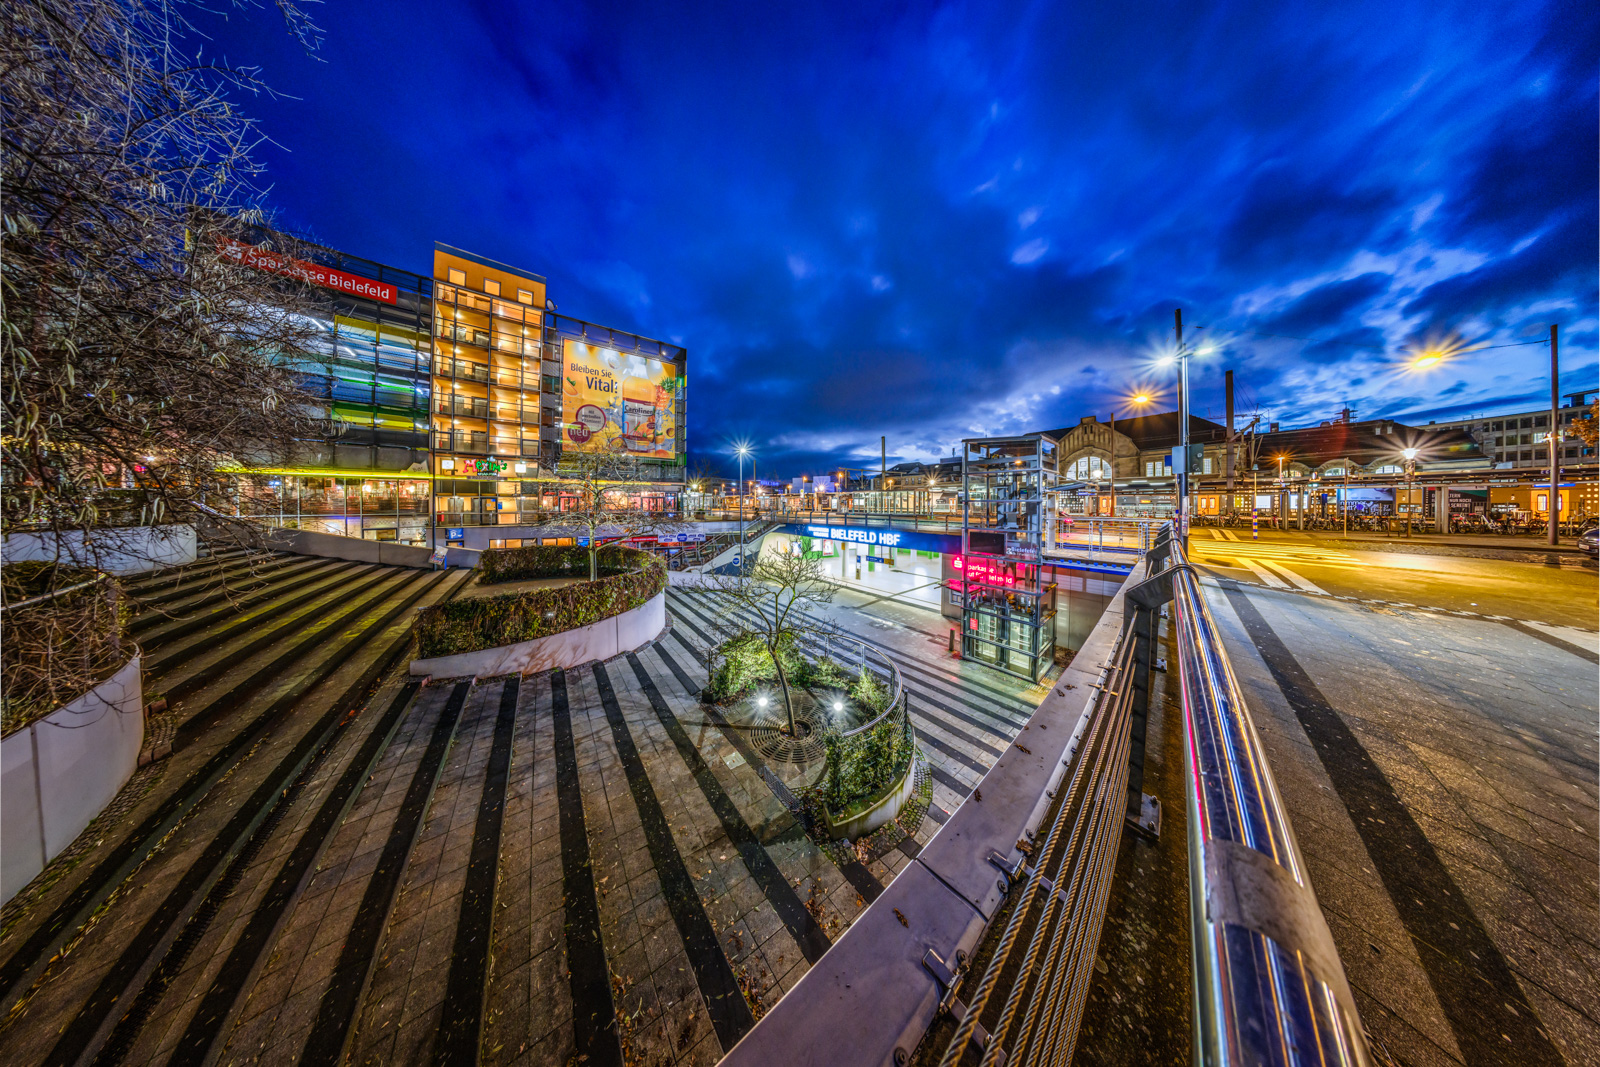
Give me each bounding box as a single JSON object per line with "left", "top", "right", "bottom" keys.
{"left": 219, "top": 236, "right": 398, "bottom": 304}
{"left": 952, "top": 555, "right": 1016, "bottom": 587}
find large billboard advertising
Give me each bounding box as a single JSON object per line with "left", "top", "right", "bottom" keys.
{"left": 560, "top": 339, "right": 683, "bottom": 457}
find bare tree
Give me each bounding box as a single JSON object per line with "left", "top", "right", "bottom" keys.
{"left": 1572, "top": 402, "right": 1599, "bottom": 449}
{"left": 533, "top": 450, "right": 683, "bottom": 581}
{"left": 2, "top": 0, "right": 330, "bottom": 575}
{"left": 707, "top": 546, "right": 836, "bottom": 735}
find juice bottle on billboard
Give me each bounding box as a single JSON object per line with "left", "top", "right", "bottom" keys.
{"left": 622, "top": 375, "right": 656, "bottom": 452}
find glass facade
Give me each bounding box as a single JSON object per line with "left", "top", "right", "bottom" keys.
{"left": 265, "top": 246, "right": 436, "bottom": 544}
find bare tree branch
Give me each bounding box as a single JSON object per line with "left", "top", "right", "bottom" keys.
{"left": 2, "top": 0, "right": 332, "bottom": 580}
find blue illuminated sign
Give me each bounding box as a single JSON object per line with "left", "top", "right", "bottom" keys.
{"left": 782, "top": 523, "right": 960, "bottom": 555}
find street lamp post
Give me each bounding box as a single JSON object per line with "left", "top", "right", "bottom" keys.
{"left": 1401, "top": 447, "right": 1419, "bottom": 538}
{"left": 736, "top": 446, "right": 751, "bottom": 574}
{"left": 1175, "top": 310, "right": 1190, "bottom": 541}
{"left": 1276, "top": 454, "right": 1285, "bottom": 530}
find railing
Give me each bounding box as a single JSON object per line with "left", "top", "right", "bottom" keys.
{"left": 435, "top": 396, "right": 488, "bottom": 418}
{"left": 433, "top": 357, "right": 489, "bottom": 382}
{"left": 1047, "top": 515, "right": 1160, "bottom": 559}
{"left": 935, "top": 524, "right": 1369, "bottom": 1067}
{"left": 489, "top": 437, "right": 541, "bottom": 458}
{"left": 1159, "top": 530, "right": 1370, "bottom": 1065}
{"left": 433, "top": 431, "right": 488, "bottom": 454}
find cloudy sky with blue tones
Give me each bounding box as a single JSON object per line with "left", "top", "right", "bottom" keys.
{"left": 205, "top": 0, "right": 1597, "bottom": 478}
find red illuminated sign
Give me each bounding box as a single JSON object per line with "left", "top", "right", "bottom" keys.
{"left": 952, "top": 555, "right": 1016, "bottom": 587}
{"left": 218, "top": 237, "right": 397, "bottom": 304}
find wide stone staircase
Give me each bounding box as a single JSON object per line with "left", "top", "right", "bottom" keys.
{"left": 0, "top": 549, "right": 470, "bottom": 1066}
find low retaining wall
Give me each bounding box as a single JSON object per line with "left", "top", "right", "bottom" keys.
{"left": 269, "top": 528, "right": 480, "bottom": 569}
{"left": 4, "top": 526, "right": 196, "bottom": 576}
{"left": 409, "top": 591, "right": 666, "bottom": 678}
{"left": 823, "top": 754, "right": 919, "bottom": 840}
{"left": 1, "top": 655, "right": 144, "bottom": 905}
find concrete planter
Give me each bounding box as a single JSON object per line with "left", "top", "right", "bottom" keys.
{"left": 823, "top": 754, "right": 919, "bottom": 841}
{"left": 4, "top": 526, "right": 196, "bottom": 576}
{"left": 1, "top": 655, "right": 144, "bottom": 905}
{"left": 409, "top": 592, "right": 666, "bottom": 678}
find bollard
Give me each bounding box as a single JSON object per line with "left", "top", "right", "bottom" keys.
{"left": 1252, "top": 510, "right": 1259, "bottom": 540}
{"left": 948, "top": 629, "right": 957, "bottom": 654}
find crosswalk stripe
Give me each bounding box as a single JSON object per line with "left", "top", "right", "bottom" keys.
{"left": 1210, "top": 528, "right": 1226, "bottom": 541}
{"left": 1259, "top": 559, "right": 1329, "bottom": 595}
{"left": 1192, "top": 544, "right": 1352, "bottom": 563}
{"left": 1239, "top": 558, "right": 1289, "bottom": 589}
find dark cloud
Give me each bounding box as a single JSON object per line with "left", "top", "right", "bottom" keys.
{"left": 1264, "top": 274, "right": 1390, "bottom": 335}
{"left": 196, "top": 0, "right": 1597, "bottom": 477}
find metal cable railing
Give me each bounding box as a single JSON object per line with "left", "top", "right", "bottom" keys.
{"left": 936, "top": 617, "right": 1136, "bottom": 1067}
{"left": 936, "top": 524, "right": 1371, "bottom": 1067}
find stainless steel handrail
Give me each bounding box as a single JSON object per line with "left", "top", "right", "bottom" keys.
{"left": 829, "top": 634, "right": 903, "bottom": 737}
{"left": 1160, "top": 533, "right": 1372, "bottom": 1066}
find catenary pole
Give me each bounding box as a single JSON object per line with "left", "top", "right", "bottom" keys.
{"left": 1549, "top": 323, "right": 1560, "bottom": 545}
{"left": 1224, "top": 369, "right": 1235, "bottom": 520}
{"left": 1175, "top": 308, "right": 1188, "bottom": 541}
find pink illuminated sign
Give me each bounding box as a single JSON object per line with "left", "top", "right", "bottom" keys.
{"left": 952, "top": 555, "right": 1016, "bottom": 587}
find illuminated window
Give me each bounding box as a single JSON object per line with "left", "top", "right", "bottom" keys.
{"left": 447, "top": 268, "right": 466, "bottom": 285}
{"left": 484, "top": 278, "right": 501, "bottom": 296}
{"left": 517, "top": 289, "right": 534, "bottom": 305}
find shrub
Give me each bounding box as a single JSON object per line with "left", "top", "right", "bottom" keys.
{"left": 818, "top": 701, "right": 914, "bottom": 819}
{"left": 702, "top": 631, "right": 805, "bottom": 705}
{"left": 413, "top": 547, "right": 664, "bottom": 658}
{"left": 849, "top": 664, "right": 890, "bottom": 715}
{"left": 477, "top": 543, "right": 634, "bottom": 584}
{"left": 2, "top": 562, "right": 128, "bottom": 735}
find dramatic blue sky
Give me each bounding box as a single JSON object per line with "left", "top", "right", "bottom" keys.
{"left": 205, "top": 0, "right": 1597, "bottom": 478}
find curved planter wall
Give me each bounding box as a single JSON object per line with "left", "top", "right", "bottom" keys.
{"left": 1, "top": 655, "right": 144, "bottom": 905}
{"left": 409, "top": 592, "right": 666, "bottom": 679}
{"left": 823, "top": 753, "right": 920, "bottom": 841}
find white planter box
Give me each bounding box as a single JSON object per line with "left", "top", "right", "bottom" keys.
{"left": 2, "top": 656, "right": 144, "bottom": 905}
{"left": 4, "top": 526, "right": 196, "bottom": 576}
{"left": 409, "top": 592, "right": 666, "bottom": 679}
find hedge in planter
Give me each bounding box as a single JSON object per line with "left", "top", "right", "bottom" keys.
{"left": 2, "top": 562, "right": 128, "bottom": 735}
{"left": 414, "top": 547, "right": 664, "bottom": 658}
{"left": 477, "top": 543, "right": 636, "bottom": 584}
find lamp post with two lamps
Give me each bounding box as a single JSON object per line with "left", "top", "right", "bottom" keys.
{"left": 735, "top": 445, "right": 752, "bottom": 574}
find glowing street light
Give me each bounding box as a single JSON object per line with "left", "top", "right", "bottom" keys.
{"left": 1400, "top": 447, "right": 1420, "bottom": 538}
{"left": 1105, "top": 392, "right": 1155, "bottom": 517}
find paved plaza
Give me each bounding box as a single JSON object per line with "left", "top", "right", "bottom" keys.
{"left": 0, "top": 581, "right": 1038, "bottom": 1066}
